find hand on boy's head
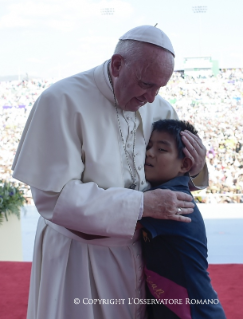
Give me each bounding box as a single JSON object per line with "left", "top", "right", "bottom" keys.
{"left": 180, "top": 130, "right": 206, "bottom": 176}
{"left": 143, "top": 189, "right": 194, "bottom": 223}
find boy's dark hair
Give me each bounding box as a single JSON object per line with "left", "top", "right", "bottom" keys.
{"left": 152, "top": 119, "right": 198, "bottom": 159}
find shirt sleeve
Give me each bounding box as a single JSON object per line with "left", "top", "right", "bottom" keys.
{"left": 31, "top": 181, "right": 143, "bottom": 238}
{"left": 140, "top": 217, "right": 188, "bottom": 238}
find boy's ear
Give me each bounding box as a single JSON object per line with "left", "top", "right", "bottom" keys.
{"left": 180, "top": 157, "right": 193, "bottom": 173}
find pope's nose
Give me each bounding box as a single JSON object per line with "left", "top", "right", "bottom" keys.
{"left": 144, "top": 88, "right": 158, "bottom": 103}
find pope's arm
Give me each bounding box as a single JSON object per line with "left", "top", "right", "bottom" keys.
{"left": 12, "top": 81, "right": 206, "bottom": 238}
{"left": 30, "top": 182, "right": 143, "bottom": 238}
{"left": 12, "top": 86, "right": 143, "bottom": 238}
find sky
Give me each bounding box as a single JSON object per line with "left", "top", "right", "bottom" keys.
{"left": 0, "top": 0, "right": 243, "bottom": 79}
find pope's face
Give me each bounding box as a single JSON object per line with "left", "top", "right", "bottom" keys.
{"left": 111, "top": 45, "right": 174, "bottom": 112}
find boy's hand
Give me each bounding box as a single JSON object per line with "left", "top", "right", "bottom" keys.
{"left": 143, "top": 189, "right": 194, "bottom": 222}
{"left": 180, "top": 130, "right": 206, "bottom": 177}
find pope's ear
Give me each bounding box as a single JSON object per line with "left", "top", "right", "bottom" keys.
{"left": 110, "top": 54, "right": 124, "bottom": 77}
{"left": 181, "top": 157, "right": 193, "bottom": 174}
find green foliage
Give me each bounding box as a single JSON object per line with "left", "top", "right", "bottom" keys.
{"left": 0, "top": 180, "right": 26, "bottom": 225}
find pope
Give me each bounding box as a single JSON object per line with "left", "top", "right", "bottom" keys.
{"left": 12, "top": 25, "right": 208, "bottom": 319}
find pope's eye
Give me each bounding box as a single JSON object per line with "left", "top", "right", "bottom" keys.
{"left": 139, "top": 81, "right": 152, "bottom": 89}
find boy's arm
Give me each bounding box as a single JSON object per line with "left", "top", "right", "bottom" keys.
{"left": 140, "top": 179, "right": 200, "bottom": 238}
{"left": 140, "top": 215, "right": 189, "bottom": 238}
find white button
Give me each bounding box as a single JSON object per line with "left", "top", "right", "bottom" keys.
{"left": 138, "top": 166, "right": 142, "bottom": 170}
{"left": 127, "top": 144, "right": 131, "bottom": 148}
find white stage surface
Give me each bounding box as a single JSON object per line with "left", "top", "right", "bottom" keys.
{"left": 20, "top": 204, "right": 243, "bottom": 263}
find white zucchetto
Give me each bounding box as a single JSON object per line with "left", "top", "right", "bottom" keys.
{"left": 119, "top": 25, "right": 175, "bottom": 57}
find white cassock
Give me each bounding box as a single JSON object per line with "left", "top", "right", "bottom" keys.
{"left": 12, "top": 60, "right": 208, "bottom": 319}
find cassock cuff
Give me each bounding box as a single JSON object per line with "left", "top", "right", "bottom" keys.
{"left": 137, "top": 194, "right": 144, "bottom": 220}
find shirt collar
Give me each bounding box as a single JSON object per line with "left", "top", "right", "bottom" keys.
{"left": 155, "top": 175, "right": 190, "bottom": 189}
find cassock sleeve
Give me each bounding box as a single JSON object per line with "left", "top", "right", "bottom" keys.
{"left": 189, "top": 164, "right": 209, "bottom": 191}
{"left": 31, "top": 182, "right": 143, "bottom": 238}
{"left": 12, "top": 84, "right": 143, "bottom": 238}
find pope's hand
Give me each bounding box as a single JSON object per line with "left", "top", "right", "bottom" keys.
{"left": 143, "top": 189, "right": 194, "bottom": 222}
{"left": 180, "top": 130, "right": 206, "bottom": 177}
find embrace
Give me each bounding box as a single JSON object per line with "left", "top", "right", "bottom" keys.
{"left": 12, "top": 25, "right": 225, "bottom": 318}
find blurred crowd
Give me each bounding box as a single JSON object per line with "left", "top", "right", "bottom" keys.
{"left": 160, "top": 68, "right": 243, "bottom": 203}
{"left": 1, "top": 69, "right": 243, "bottom": 203}
{"left": 0, "top": 79, "right": 55, "bottom": 201}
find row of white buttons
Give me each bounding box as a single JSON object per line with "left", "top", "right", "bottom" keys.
{"left": 125, "top": 143, "right": 144, "bottom": 180}
{"left": 123, "top": 113, "right": 145, "bottom": 187}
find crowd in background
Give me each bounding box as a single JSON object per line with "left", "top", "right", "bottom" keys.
{"left": 160, "top": 68, "right": 243, "bottom": 203}
{"left": 0, "top": 79, "right": 55, "bottom": 201}
{"left": 1, "top": 69, "right": 243, "bottom": 203}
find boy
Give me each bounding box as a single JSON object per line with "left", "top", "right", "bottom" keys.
{"left": 140, "top": 119, "right": 226, "bottom": 319}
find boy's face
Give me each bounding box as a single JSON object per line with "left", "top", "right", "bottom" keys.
{"left": 144, "top": 130, "right": 186, "bottom": 187}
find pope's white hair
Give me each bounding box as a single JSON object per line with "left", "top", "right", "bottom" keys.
{"left": 113, "top": 39, "right": 173, "bottom": 65}
{"left": 113, "top": 40, "right": 145, "bottom": 64}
